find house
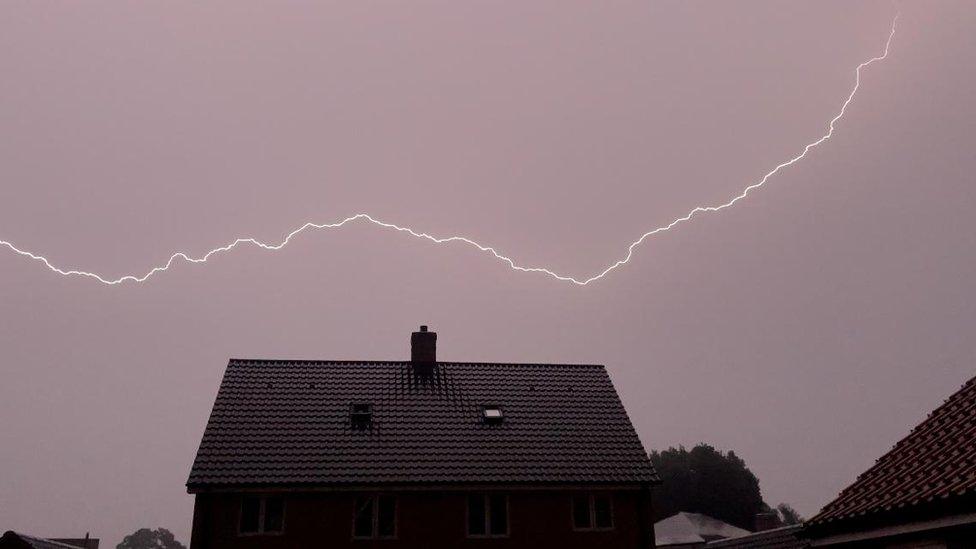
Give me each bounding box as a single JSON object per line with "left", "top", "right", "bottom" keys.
{"left": 803, "top": 376, "right": 976, "bottom": 547}
{"left": 0, "top": 532, "right": 99, "bottom": 549}
{"left": 705, "top": 524, "right": 807, "bottom": 549}
{"left": 186, "top": 326, "right": 659, "bottom": 548}
{"left": 654, "top": 512, "right": 750, "bottom": 548}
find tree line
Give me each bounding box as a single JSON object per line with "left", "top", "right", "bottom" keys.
{"left": 651, "top": 443, "right": 803, "bottom": 530}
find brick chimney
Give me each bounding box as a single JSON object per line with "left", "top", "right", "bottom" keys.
{"left": 411, "top": 325, "right": 436, "bottom": 364}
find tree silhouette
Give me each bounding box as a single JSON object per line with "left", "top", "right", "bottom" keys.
{"left": 650, "top": 444, "right": 765, "bottom": 530}
{"left": 116, "top": 528, "right": 186, "bottom": 549}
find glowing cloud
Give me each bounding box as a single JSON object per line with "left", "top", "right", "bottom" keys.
{"left": 0, "top": 14, "right": 898, "bottom": 287}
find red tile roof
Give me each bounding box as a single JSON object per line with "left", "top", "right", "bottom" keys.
{"left": 188, "top": 360, "right": 657, "bottom": 489}
{"left": 807, "top": 377, "right": 976, "bottom": 531}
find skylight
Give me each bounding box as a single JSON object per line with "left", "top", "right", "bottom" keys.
{"left": 482, "top": 406, "right": 504, "bottom": 424}
{"left": 351, "top": 403, "right": 373, "bottom": 429}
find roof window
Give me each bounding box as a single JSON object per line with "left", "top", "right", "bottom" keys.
{"left": 351, "top": 403, "right": 373, "bottom": 429}
{"left": 482, "top": 406, "right": 504, "bottom": 424}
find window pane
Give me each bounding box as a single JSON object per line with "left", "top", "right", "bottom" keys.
{"left": 240, "top": 496, "right": 261, "bottom": 533}
{"left": 489, "top": 495, "right": 508, "bottom": 536}
{"left": 572, "top": 496, "right": 591, "bottom": 529}
{"left": 377, "top": 496, "right": 396, "bottom": 538}
{"left": 594, "top": 495, "right": 613, "bottom": 529}
{"left": 264, "top": 497, "right": 284, "bottom": 532}
{"left": 467, "top": 494, "right": 486, "bottom": 536}
{"left": 354, "top": 497, "right": 375, "bottom": 538}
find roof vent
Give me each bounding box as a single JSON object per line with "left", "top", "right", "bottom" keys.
{"left": 482, "top": 406, "right": 504, "bottom": 425}
{"left": 351, "top": 403, "right": 373, "bottom": 429}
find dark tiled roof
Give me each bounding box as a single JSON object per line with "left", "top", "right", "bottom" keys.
{"left": 705, "top": 525, "right": 807, "bottom": 549}
{"left": 187, "top": 360, "right": 657, "bottom": 489}
{"left": 807, "top": 377, "right": 976, "bottom": 530}
{"left": 0, "top": 532, "right": 95, "bottom": 549}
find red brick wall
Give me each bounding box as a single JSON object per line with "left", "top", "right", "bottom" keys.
{"left": 190, "top": 489, "right": 654, "bottom": 549}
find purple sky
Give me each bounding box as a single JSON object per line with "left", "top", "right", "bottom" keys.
{"left": 2, "top": 1, "right": 975, "bottom": 545}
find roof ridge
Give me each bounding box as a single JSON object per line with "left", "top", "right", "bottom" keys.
{"left": 227, "top": 358, "right": 606, "bottom": 368}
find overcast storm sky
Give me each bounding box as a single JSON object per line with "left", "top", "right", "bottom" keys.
{"left": 2, "top": 0, "right": 975, "bottom": 545}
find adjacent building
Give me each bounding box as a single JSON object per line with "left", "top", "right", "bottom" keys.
{"left": 706, "top": 524, "right": 807, "bottom": 549}
{"left": 0, "top": 532, "right": 99, "bottom": 549}
{"left": 654, "top": 512, "right": 750, "bottom": 548}
{"left": 186, "top": 326, "right": 659, "bottom": 548}
{"left": 803, "top": 377, "right": 976, "bottom": 547}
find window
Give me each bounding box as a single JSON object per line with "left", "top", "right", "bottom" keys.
{"left": 351, "top": 403, "right": 373, "bottom": 430}
{"left": 467, "top": 494, "right": 508, "bottom": 537}
{"left": 482, "top": 406, "right": 504, "bottom": 424}
{"left": 241, "top": 497, "right": 260, "bottom": 533}
{"left": 572, "top": 495, "right": 591, "bottom": 529}
{"left": 353, "top": 495, "right": 396, "bottom": 539}
{"left": 239, "top": 496, "right": 285, "bottom": 535}
{"left": 593, "top": 495, "right": 613, "bottom": 529}
{"left": 572, "top": 494, "right": 613, "bottom": 531}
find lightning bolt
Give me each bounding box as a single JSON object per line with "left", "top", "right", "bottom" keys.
{"left": 0, "top": 14, "right": 898, "bottom": 287}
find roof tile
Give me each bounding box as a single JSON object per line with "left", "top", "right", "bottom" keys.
{"left": 808, "top": 377, "right": 976, "bottom": 527}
